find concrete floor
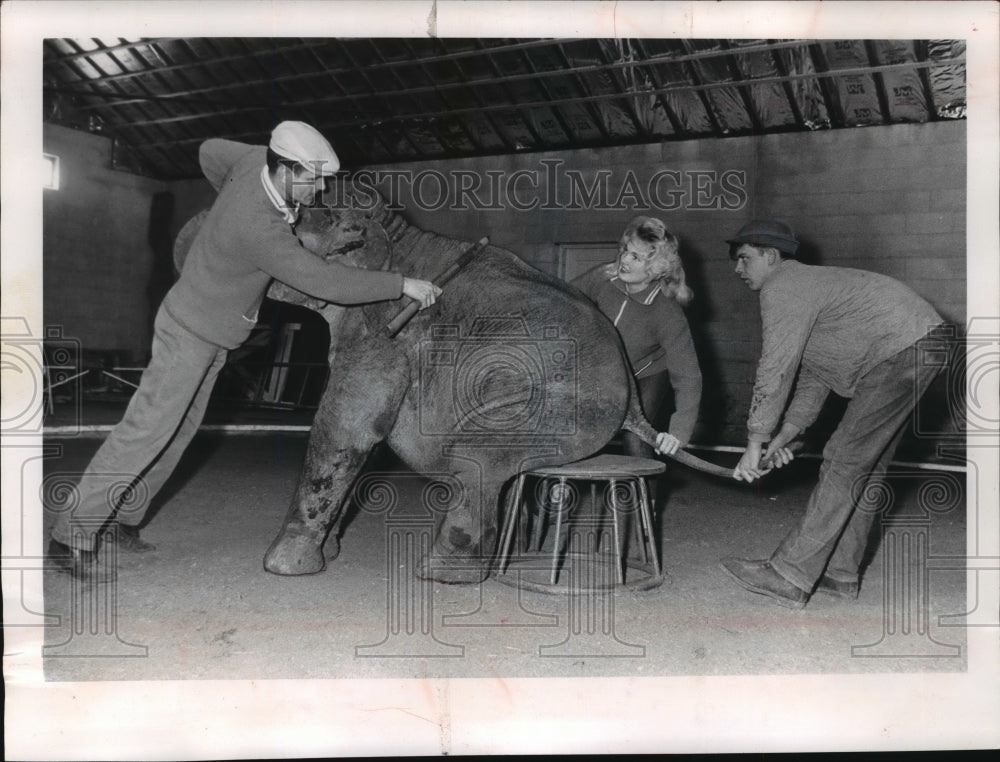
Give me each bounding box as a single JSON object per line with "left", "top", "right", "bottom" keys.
{"left": 41, "top": 432, "right": 968, "bottom": 681}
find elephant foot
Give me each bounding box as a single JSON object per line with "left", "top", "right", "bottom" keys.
{"left": 263, "top": 529, "right": 326, "bottom": 576}
{"left": 414, "top": 553, "right": 490, "bottom": 585}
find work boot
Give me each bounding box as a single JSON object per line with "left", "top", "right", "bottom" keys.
{"left": 720, "top": 556, "right": 808, "bottom": 610}
{"left": 47, "top": 537, "right": 117, "bottom": 584}
{"left": 111, "top": 523, "right": 157, "bottom": 553}
{"left": 813, "top": 574, "right": 860, "bottom": 599}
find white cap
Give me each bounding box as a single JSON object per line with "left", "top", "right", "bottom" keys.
{"left": 269, "top": 121, "right": 340, "bottom": 175}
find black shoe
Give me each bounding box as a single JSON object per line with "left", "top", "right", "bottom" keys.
{"left": 720, "top": 556, "right": 809, "bottom": 610}
{"left": 47, "top": 538, "right": 117, "bottom": 584}
{"left": 112, "top": 523, "right": 157, "bottom": 553}
{"left": 814, "top": 574, "right": 860, "bottom": 599}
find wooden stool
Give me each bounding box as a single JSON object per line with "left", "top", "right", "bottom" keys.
{"left": 495, "top": 454, "right": 665, "bottom": 594}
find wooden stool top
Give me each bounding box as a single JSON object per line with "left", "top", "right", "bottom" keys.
{"left": 527, "top": 454, "right": 666, "bottom": 479}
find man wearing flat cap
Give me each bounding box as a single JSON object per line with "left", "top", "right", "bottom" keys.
{"left": 720, "top": 218, "right": 947, "bottom": 609}
{"left": 49, "top": 121, "right": 441, "bottom": 581}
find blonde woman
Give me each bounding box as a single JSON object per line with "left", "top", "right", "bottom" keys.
{"left": 573, "top": 216, "right": 702, "bottom": 458}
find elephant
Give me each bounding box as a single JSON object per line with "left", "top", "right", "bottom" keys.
{"left": 174, "top": 182, "right": 666, "bottom": 584}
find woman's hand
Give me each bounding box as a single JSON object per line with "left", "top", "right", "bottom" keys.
{"left": 654, "top": 432, "right": 681, "bottom": 456}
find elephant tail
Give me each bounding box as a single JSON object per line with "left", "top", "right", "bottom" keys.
{"left": 621, "top": 373, "right": 659, "bottom": 450}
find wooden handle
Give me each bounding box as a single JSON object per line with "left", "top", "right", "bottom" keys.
{"left": 384, "top": 236, "right": 489, "bottom": 338}
{"left": 384, "top": 301, "right": 421, "bottom": 337}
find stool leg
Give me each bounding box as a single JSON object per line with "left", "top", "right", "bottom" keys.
{"left": 636, "top": 476, "right": 661, "bottom": 577}
{"left": 590, "top": 482, "right": 602, "bottom": 553}
{"left": 550, "top": 477, "right": 568, "bottom": 585}
{"left": 532, "top": 477, "right": 548, "bottom": 551}
{"left": 632, "top": 480, "right": 649, "bottom": 566}
{"left": 608, "top": 479, "right": 625, "bottom": 585}
{"left": 497, "top": 472, "right": 526, "bottom": 575}
{"left": 517, "top": 475, "right": 531, "bottom": 552}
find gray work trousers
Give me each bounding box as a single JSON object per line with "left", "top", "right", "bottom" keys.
{"left": 50, "top": 304, "right": 228, "bottom": 550}
{"left": 769, "top": 332, "right": 946, "bottom": 592}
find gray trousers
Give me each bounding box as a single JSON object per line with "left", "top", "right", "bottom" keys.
{"left": 769, "top": 333, "right": 946, "bottom": 592}
{"left": 51, "top": 305, "right": 228, "bottom": 550}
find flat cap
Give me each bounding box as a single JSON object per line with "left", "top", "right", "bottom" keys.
{"left": 269, "top": 121, "right": 340, "bottom": 175}
{"left": 726, "top": 218, "right": 799, "bottom": 255}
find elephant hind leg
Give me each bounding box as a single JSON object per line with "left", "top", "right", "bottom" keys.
{"left": 264, "top": 342, "right": 410, "bottom": 576}
{"left": 414, "top": 467, "right": 508, "bottom": 585}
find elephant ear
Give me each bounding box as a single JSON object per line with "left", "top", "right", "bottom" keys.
{"left": 173, "top": 209, "right": 210, "bottom": 276}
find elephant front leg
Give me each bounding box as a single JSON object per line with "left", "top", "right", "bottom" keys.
{"left": 264, "top": 342, "right": 410, "bottom": 576}
{"left": 263, "top": 443, "right": 369, "bottom": 575}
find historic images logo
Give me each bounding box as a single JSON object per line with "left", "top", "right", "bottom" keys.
{"left": 319, "top": 159, "right": 748, "bottom": 213}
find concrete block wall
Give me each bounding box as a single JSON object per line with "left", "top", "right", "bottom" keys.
{"left": 43, "top": 124, "right": 168, "bottom": 362}
{"left": 370, "top": 121, "right": 966, "bottom": 447}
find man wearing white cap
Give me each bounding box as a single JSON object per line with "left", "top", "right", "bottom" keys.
{"left": 49, "top": 121, "right": 440, "bottom": 581}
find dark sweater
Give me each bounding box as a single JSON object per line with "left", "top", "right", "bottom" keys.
{"left": 573, "top": 265, "right": 702, "bottom": 443}
{"left": 163, "top": 139, "right": 403, "bottom": 348}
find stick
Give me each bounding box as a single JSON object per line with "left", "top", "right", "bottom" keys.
{"left": 632, "top": 429, "right": 734, "bottom": 478}
{"left": 634, "top": 431, "right": 805, "bottom": 479}
{"left": 384, "top": 236, "right": 490, "bottom": 338}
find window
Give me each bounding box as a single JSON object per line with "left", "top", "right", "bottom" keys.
{"left": 42, "top": 153, "right": 60, "bottom": 190}
{"left": 557, "top": 242, "right": 618, "bottom": 282}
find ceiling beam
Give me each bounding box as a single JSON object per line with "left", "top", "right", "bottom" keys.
{"left": 767, "top": 44, "right": 808, "bottom": 129}
{"left": 59, "top": 38, "right": 845, "bottom": 114}
{"left": 551, "top": 42, "right": 614, "bottom": 142}
{"left": 473, "top": 40, "right": 546, "bottom": 149}
{"left": 678, "top": 40, "right": 725, "bottom": 137}
{"left": 863, "top": 41, "right": 893, "bottom": 125}
{"left": 428, "top": 38, "right": 515, "bottom": 153}
{"left": 718, "top": 41, "right": 765, "bottom": 133}
{"left": 117, "top": 56, "right": 966, "bottom": 151}
{"left": 913, "top": 40, "right": 943, "bottom": 122}
{"left": 334, "top": 38, "right": 427, "bottom": 159}
{"left": 630, "top": 39, "right": 687, "bottom": 137}
{"left": 389, "top": 39, "right": 484, "bottom": 154}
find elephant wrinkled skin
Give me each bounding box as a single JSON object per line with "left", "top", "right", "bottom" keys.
{"left": 174, "top": 185, "right": 661, "bottom": 584}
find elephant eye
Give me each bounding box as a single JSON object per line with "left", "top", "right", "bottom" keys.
{"left": 327, "top": 239, "right": 366, "bottom": 258}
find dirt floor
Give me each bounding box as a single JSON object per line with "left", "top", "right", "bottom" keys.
{"left": 40, "top": 431, "right": 968, "bottom": 682}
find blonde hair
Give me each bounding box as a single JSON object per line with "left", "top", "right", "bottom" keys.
{"left": 603, "top": 215, "right": 693, "bottom": 305}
